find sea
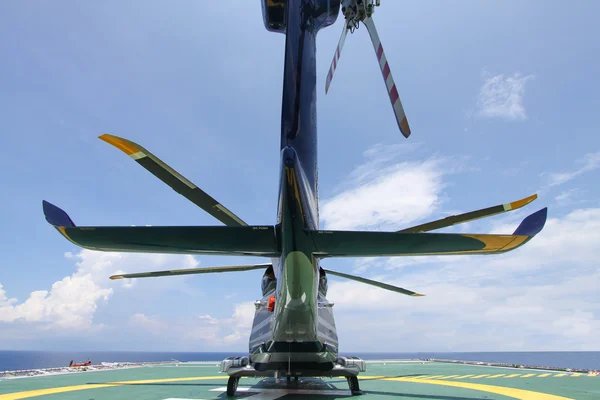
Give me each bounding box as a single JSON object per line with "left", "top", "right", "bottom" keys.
{"left": 0, "top": 351, "right": 598, "bottom": 372}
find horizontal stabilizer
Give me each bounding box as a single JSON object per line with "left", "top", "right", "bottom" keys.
{"left": 399, "top": 194, "right": 538, "bottom": 233}
{"left": 99, "top": 134, "right": 248, "bottom": 227}
{"left": 312, "top": 208, "right": 547, "bottom": 258}
{"left": 110, "top": 263, "right": 271, "bottom": 280}
{"left": 513, "top": 207, "right": 547, "bottom": 236}
{"left": 324, "top": 269, "right": 423, "bottom": 297}
{"left": 42, "top": 202, "right": 278, "bottom": 257}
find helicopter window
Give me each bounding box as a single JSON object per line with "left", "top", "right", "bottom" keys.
{"left": 261, "top": 266, "right": 277, "bottom": 296}
{"left": 318, "top": 267, "right": 328, "bottom": 297}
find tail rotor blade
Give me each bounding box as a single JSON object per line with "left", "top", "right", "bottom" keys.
{"left": 363, "top": 17, "right": 411, "bottom": 138}
{"left": 325, "top": 22, "right": 350, "bottom": 94}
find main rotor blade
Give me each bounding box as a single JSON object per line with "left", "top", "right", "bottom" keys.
{"left": 325, "top": 21, "right": 350, "bottom": 94}
{"left": 324, "top": 269, "right": 424, "bottom": 297}
{"left": 399, "top": 194, "right": 538, "bottom": 233}
{"left": 363, "top": 17, "right": 411, "bottom": 138}
{"left": 99, "top": 134, "right": 248, "bottom": 227}
{"left": 110, "top": 263, "right": 271, "bottom": 280}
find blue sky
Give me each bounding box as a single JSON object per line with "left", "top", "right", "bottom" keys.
{"left": 0, "top": 1, "right": 598, "bottom": 352}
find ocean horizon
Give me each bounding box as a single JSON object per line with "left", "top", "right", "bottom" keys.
{"left": 0, "top": 350, "right": 598, "bottom": 372}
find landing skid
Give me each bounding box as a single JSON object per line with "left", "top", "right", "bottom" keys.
{"left": 221, "top": 356, "right": 366, "bottom": 397}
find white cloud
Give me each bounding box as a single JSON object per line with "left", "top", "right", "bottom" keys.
{"left": 0, "top": 284, "right": 16, "bottom": 307}
{"left": 129, "top": 301, "right": 256, "bottom": 346}
{"left": 546, "top": 151, "right": 600, "bottom": 187}
{"left": 554, "top": 189, "right": 578, "bottom": 205}
{"left": 0, "top": 275, "right": 113, "bottom": 330}
{"left": 475, "top": 71, "right": 534, "bottom": 120}
{"left": 222, "top": 302, "right": 256, "bottom": 344}
{"left": 129, "top": 313, "right": 169, "bottom": 336}
{"left": 198, "top": 314, "right": 220, "bottom": 325}
{"left": 321, "top": 150, "right": 448, "bottom": 231}
{"left": 0, "top": 251, "right": 198, "bottom": 331}
{"left": 327, "top": 207, "right": 600, "bottom": 351}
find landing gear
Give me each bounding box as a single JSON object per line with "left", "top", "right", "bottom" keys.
{"left": 226, "top": 376, "right": 239, "bottom": 397}
{"left": 347, "top": 376, "right": 362, "bottom": 396}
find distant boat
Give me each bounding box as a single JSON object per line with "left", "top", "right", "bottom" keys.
{"left": 68, "top": 360, "right": 91, "bottom": 367}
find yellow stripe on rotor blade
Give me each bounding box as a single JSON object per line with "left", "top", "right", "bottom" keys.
{"left": 99, "top": 133, "right": 142, "bottom": 156}
{"left": 508, "top": 194, "right": 538, "bottom": 210}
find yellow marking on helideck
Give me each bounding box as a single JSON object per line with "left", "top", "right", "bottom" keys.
{"left": 455, "top": 374, "right": 475, "bottom": 379}
{"left": 486, "top": 374, "right": 506, "bottom": 378}
{"left": 504, "top": 374, "right": 522, "bottom": 378}
{"left": 2, "top": 375, "right": 574, "bottom": 400}
{"left": 358, "top": 376, "right": 573, "bottom": 400}
{"left": 472, "top": 374, "right": 491, "bottom": 378}
{"left": 99, "top": 133, "right": 141, "bottom": 156}
{"left": 443, "top": 375, "right": 460, "bottom": 379}
{"left": 110, "top": 376, "right": 224, "bottom": 385}
{"left": 554, "top": 373, "right": 567, "bottom": 377}
{"left": 538, "top": 373, "right": 552, "bottom": 377}
{"left": 521, "top": 373, "right": 536, "bottom": 378}
{"left": 0, "top": 376, "right": 227, "bottom": 400}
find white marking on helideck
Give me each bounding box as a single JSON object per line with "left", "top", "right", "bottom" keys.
{"left": 211, "top": 386, "right": 352, "bottom": 399}
{"left": 163, "top": 398, "right": 207, "bottom": 400}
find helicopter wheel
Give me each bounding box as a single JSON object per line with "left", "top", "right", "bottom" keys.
{"left": 226, "top": 376, "right": 239, "bottom": 397}
{"left": 347, "top": 376, "right": 362, "bottom": 396}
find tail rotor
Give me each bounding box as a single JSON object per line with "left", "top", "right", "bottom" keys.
{"left": 325, "top": 1, "right": 411, "bottom": 138}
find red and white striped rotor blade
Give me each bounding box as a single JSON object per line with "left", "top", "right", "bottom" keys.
{"left": 325, "top": 22, "right": 350, "bottom": 94}
{"left": 363, "top": 17, "right": 411, "bottom": 138}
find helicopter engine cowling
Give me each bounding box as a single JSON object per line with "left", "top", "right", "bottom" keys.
{"left": 261, "top": 0, "right": 341, "bottom": 34}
